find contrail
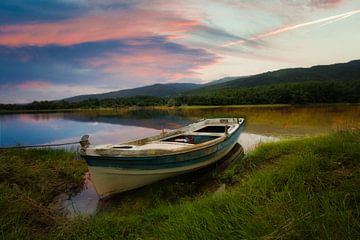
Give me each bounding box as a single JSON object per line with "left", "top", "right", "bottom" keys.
{"left": 223, "top": 9, "right": 360, "bottom": 47}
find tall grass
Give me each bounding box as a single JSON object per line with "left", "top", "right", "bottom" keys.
{"left": 52, "top": 130, "right": 360, "bottom": 239}
{"left": 1, "top": 131, "right": 359, "bottom": 239}
{"left": 0, "top": 149, "right": 87, "bottom": 239}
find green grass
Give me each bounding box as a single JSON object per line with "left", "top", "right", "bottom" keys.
{"left": 1, "top": 131, "right": 360, "bottom": 239}
{"left": 178, "top": 104, "right": 291, "bottom": 109}
{"left": 0, "top": 149, "right": 87, "bottom": 239}
{"left": 53, "top": 130, "right": 360, "bottom": 239}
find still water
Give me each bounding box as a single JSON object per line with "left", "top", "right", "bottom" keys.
{"left": 1, "top": 105, "right": 359, "bottom": 148}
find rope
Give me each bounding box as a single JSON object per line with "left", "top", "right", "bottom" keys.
{"left": 0, "top": 141, "right": 81, "bottom": 149}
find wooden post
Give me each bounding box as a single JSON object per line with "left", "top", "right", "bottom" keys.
{"left": 80, "top": 135, "right": 90, "bottom": 153}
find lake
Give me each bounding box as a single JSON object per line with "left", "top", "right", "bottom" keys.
{"left": 1, "top": 105, "right": 359, "bottom": 148}
{"left": 2, "top": 105, "right": 359, "bottom": 216}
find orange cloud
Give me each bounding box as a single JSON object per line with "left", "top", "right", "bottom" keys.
{"left": 0, "top": 9, "right": 199, "bottom": 46}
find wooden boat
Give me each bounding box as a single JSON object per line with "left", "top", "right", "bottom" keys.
{"left": 80, "top": 118, "right": 245, "bottom": 198}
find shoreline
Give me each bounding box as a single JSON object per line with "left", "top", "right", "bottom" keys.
{"left": 1, "top": 102, "right": 359, "bottom": 114}
{"left": 1, "top": 130, "right": 359, "bottom": 239}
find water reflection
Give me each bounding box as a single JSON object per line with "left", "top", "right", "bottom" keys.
{"left": 0, "top": 112, "right": 190, "bottom": 147}
{"left": 176, "top": 105, "right": 360, "bottom": 136}
{"left": 61, "top": 172, "right": 99, "bottom": 217}
{"left": 1, "top": 105, "right": 359, "bottom": 147}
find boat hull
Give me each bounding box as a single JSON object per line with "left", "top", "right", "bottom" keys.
{"left": 83, "top": 119, "right": 244, "bottom": 198}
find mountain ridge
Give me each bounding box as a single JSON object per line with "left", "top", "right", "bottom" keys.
{"left": 63, "top": 59, "right": 360, "bottom": 102}
{"left": 191, "top": 59, "right": 360, "bottom": 93}
{"left": 65, "top": 83, "right": 201, "bottom": 102}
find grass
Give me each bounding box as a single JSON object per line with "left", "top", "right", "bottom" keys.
{"left": 0, "top": 149, "right": 87, "bottom": 239}
{"left": 3, "top": 103, "right": 358, "bottom": 114}
{"left": 178, "top": 104, "right": 291, "bottom": 109}
{"left": 1, "top": 131, "right": 359, "bottom": 239}
{"left": 56, "top": 130, "right": 360, "bottom": 239}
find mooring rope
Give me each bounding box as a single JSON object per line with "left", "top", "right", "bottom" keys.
{"left": 0, "top": 141, "right": 81, "bottom": 149}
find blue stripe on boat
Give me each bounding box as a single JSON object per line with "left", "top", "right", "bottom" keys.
{"left": 83, "top": 125, "right": 243, "bottom": 170}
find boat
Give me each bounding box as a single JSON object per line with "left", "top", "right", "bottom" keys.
{"left": 80, "top": 118, "right": 245, "bottom": 198}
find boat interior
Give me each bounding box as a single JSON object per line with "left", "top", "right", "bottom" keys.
{"left": 194, "top": 125, "right": 227, "bottom": 133}
{"left": 162, "top": 134, "right": 219, "bottom": 144}
{"left": 87, "top": 118, "right": 243, "bottom": 155}
{"left": 161, "top": 124, "right": 233, "bottom": 144}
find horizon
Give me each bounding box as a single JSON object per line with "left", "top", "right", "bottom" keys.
{"left": 1, "top": 1, "right": 360, "bottom": 103}
{"left": 4, "top": 58, "right": 359, "bottom": 104}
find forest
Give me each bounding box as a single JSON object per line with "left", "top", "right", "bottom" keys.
{"left": 1, "top": 80, "right": 359, "bottom": 111}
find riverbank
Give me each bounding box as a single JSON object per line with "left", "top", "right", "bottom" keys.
{"left": 1, "top": 103, "right": 359, "bottom": 114}
{"left": 0, "top": 149, "right": 87, "bottom": 239}
{"left": 1, "top": 130, "right": 359, "bottom": 239}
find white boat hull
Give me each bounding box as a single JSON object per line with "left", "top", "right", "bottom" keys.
{"left": 89, "top": 142, "right": 234, "bottom": 198}
{"left": 82, "top": 118, "right": 245, "bottom": 198}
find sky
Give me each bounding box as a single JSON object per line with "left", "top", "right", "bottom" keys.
{"left": 0, "top": 0, "right": 359, "bottom": 103}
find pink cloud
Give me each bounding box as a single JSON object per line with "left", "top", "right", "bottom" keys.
{"left": 17, "top": 80, "right": 51, "bottom": 90}
{"left": 309, "top": 0, "right": 343, "bottom": 8}
{"left": 0, "top": 9, "right": 200, "bottom": 46}
{"left": 86, "top": 47, "right": 220, "bottom": 85}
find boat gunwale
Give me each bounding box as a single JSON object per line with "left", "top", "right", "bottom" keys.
{"left": 124, "top": 118, "right": 243, "bottom": 145}
{"left": 82, "top": 119, "right": 245, "bottom": 158}
{"left": 85, "top": 133, "right": 239, "bottom": 168}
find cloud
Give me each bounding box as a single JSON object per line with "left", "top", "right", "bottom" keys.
{"left": 0, "top": 1, "right": 83, "bottom": 24}
{"left": 0, "top": 0, "right": 137, "bottom": 24}
{"left": 1, "top": 0, "right": 359, "bottom": 103}
{"left": 0, "top": 83, "right": 112, "bottom": 103}
{"left": 0, "top": 8, "right": 199, "bottom": 46}
{"left": 308, "top": 0, "right": 343, "bottom": 8}
{"left": 0, "top": 42, "right": 109, "bottom": 87}
{"left": 17, "top": 80, "right": 51, "bottom": 90}
{"left": 222, "top": 9, "right": 360, "bottom": 47}
{"left": 278, "top": 0, "right": 343, "bottom": 10}
{"left": 190, "top": 25, "right": 246, "bottom": 44}
{"left": 96, "top": 48, "right": 218, "bottom": 83}
{"left": 83, "top": 36, "right": 219, "bottom": 84}
{"left": 0, "top": 36, "right": 218, "bottom": 99}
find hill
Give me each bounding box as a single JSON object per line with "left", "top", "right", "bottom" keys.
{"left": 63, "top": 77, "right": 241, "bottom": 103}
{"left": 203, "top": 76, "right": 243, "bottom": 86}
{"left": 190, "top": 59, "right": 360, "bottom": 94}
{"left": 2, "top": 59, "right": 359, "bottom": 110}
{"left": 63, "top": 59, "right": 360, "bottom": 103}
{"left": 64, "top": 83, "right": 201, "bottom": 102}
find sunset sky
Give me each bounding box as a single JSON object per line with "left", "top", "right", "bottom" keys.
{"left": 0, "top": 0, "right": 359, "bottom": 103}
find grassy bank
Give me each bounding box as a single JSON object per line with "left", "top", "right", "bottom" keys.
{"left": 0, "top": 149, "right": 87, "bottom": 239}
{"left": 0, "top": 104, "right": 288, "bottom": 113}
{"left": 178, "top": 104, "right": 292, "bottom": 109}
{"left": 1, "top": 131, "right": 360, "bottom": 239}
{"left": 3, "top": 103, "right": 360, "bottom": 114}
{"left": 52, "top": 130, "right": 360, "bottom": 239}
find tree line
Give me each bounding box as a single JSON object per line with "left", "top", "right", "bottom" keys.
{"left": 1, "top": 80, "right": 359, "bottom": 111}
